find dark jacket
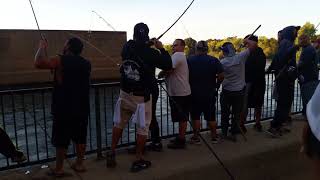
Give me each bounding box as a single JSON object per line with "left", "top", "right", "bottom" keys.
{"left": 245, "top": 47, "right": 266, "bottom": 84}
{"left": 298, "top": 44, "right": 319, "bottom": 84}
{"left": 120, "top": 40, "right": 172, "bottom": 96}
{"left": 273, "top": 26, "right": 298, "bottom": 80}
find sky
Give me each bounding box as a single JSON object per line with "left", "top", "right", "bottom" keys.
{"left": 0, "top": 0, "right": 319, "bottom": 44}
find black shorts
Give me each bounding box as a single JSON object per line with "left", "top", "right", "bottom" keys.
{"left": 51, "top": 114, "right": 88, "bottom": 148}
{"left": 247, "top": 82, "right": 265, "bottom": 108}
{"left": 191, "top": 96, "right": 216, "bottom": 121}
{"left": 169, "top": 95, "right": 191, "bottom": 122}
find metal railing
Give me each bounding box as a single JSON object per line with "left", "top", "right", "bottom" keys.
{"left": 0, "top": 73, "right": 302, "bottom": 171}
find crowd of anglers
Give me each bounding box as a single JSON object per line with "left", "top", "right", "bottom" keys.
{"left": 0, "top": 22, "right": 320, "bottom": 178}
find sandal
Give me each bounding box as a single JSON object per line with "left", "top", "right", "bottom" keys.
{"left": 130, "top": 159, "right": 151, "bottom": 173}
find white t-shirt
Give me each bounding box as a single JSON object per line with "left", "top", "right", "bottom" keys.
{"left": 221, "top": 49, "right": 250, "bottom": 92}
{"left": 166, "top": 52, "right": 191, "bottom": 96}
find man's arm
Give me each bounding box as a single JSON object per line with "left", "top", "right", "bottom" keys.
{"left": 243, "top": 38, "right": 258, "bottom": 52}
{"left": 34, "top": 40, "right": 60, "bottom": 69}
{"left": 236, "top": 39, "right": 257, "bottom": 63}
{"left": 152, "top": 40, "right": 172, "bottom": 71}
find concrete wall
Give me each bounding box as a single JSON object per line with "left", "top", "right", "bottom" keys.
{"left": 0, "top": 29, "right": 126, "bottom": 86}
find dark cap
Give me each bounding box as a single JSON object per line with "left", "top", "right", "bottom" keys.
{"left": 244, "top": 35, "right": 258, "bottom": 42}
{"left": 196, "top": 40, "right": 208, "bottom": 51}
{"left": 133, "top": 23, "right": 149, "bottom": 42}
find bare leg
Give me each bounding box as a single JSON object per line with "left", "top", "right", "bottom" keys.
{"left": 179, "top": 121, "right": 187, "bottom": 140}
{"left": 255, "top": 108, "right": 262, "bottom": 125}
{"left": 240, "top": 111, "right": 248, "bottom": 127}
{"left": 208, "top": 121, "right": 217, "bottom": 138}
{"left": 192, "top": 120, "right": 201, "bottom": 137}
{"left": 55, "top": 148, "right": 66, "bottom": 174}
{"left": 111, "top": 127, "right": 123, "bottom": 153}
{"left": 72, "top": 144, "right": 86, "bottom": 171}
{"left": 136, "top": 134, "right": 147, "bottom": 160}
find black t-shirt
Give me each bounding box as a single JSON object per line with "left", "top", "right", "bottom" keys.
{"left": 52, "top": 55, "right": 91, "bottom": 117}
{"left": 245, "top": 47, "right": 266, "bottom": 84}
{"left": 188, "top": 54, "right": 223, "bottom": 98}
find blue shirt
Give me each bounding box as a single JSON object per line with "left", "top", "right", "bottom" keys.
{"left": 188, "top": 54, "right": 223, "bottom": 98}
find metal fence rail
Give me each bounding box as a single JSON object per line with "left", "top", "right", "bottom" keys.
{"left": 0, "top": 74, "right": 302, "bottom": 171}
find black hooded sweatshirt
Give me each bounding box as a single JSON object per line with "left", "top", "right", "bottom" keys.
{"left": 272, "top": 26, "right": 298, "bottom": 77}
{"left": 120, "top": 40, "right": 172, "bottom": 97}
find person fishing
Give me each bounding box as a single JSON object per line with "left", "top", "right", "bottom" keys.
{"left": 107, "top": 22, "right": 172, "bottom": 172}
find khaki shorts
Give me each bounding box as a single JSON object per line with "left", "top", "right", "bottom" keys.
{"left": 114, "top": 90, "right": 152, "bottom": 136}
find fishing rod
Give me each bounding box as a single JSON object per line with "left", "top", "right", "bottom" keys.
{"left": 67, "top": 32, "right": 120, "bottom": 67}
{"left": 28, "top": 0, "right": 45, "bottom": 40}
{"left": 157, "top": 0, "right": 195, "bottom": 39}
{"left": 158, "top": 83, "right": 236, "bottom": 180}
{"left": 92, "top": 10, "right": 116, "bottom": 31}
{"left": 315, "top": 22, "right": 320, "bottom": 31}
{"left": 240, "top": 25, "right": 262, "bottom": 48}
{"left": 181, "top": 21, "right": 191, "bottom": 38}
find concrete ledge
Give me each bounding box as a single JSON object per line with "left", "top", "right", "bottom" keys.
{"left": 0, "top": 115, "right": 312, "bottom": 180}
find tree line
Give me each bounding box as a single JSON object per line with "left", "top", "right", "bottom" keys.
{"left": 164, "top": 22, "right": 320, "bottom": 60}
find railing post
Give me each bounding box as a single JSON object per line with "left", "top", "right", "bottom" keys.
{"left": 94, "top": 87, "right": 103, "bottom": 159}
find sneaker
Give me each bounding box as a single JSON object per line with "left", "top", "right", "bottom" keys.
{"left": 253, "top": 124, "right": 263, "bottom": 132}
{"left": 167, "top": 138, "right": 186, "bottom": 149}
{"left": 146, "top": 142, "right": 163, "bottom": 152}
{"left": 189, "top": 136, "right": 201, "bottom": 145}
{"left": 266, "top": 128, "right": 281, "bottom": 138}
{"left": 106, "top": 151, "right": 116, "bottom": 168}
{"left": 11, "top": 150, "right": 26, "bottom": 163}
{"left": 130, "top": 159, "right": 151, "bottom": 173}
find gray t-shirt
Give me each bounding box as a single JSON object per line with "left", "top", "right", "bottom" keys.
{"left": 221, "top": 49, "right": 250, "bottom": 91}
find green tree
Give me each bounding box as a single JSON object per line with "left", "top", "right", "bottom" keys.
{"left": 298, "top": 22, "right": 317, "bottom": 41}
{"left": 184, "top": 37, "right": 197, "bottom": 57}
{"left": 163, "top": 44, "right": 173, "bottom": 55}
